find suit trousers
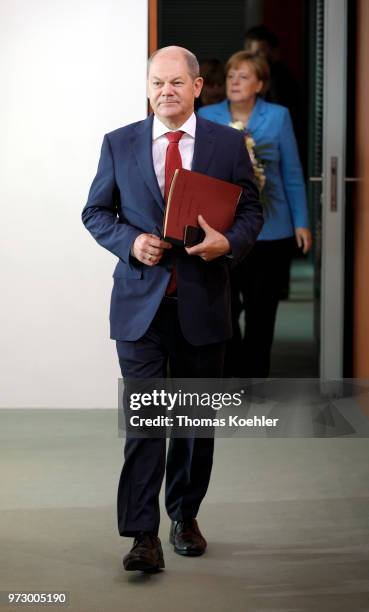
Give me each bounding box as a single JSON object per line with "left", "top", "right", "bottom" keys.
{"left": 116, "top": 297, "right": 226, "bottom": 537}
{"left": 225, "top": 237, "right": 295, "bottom": 378}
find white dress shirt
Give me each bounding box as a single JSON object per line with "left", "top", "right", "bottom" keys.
{"left": 152, "top": 113, "right": 196, "bottom": 197}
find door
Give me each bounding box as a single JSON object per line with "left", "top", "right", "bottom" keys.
{"left": 310, "top": 0, "right": 349, "bottom": 379}
{"left": 154, "top": 0, "right": 351, "bottom": 379}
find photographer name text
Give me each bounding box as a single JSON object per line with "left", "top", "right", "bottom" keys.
{"left": 129, "top": 415, "right": 279, "bottom": 428}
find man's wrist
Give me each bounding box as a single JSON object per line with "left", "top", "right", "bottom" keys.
{"left": 130, "top": 233, "right": 143, "bottom": 259}
{"left": 221, "top": 236, "right": 231, "bottom": 256}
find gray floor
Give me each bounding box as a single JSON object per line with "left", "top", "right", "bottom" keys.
{"left": 1, "top": 409, "right": 369, "bottom": 612}
{"left": 2, "top": 262, "right": 368, "bottom": 611}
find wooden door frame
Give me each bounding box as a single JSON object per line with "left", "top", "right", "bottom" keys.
{"left": 149, "top": 0, "right": 158, "bottom": 55}
{"left": 148, "top": 0, "right": 158, "bottom": 114}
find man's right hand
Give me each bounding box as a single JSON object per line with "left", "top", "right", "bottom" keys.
{"left": 132, "top": 233, "right": 172, "bottom": 266}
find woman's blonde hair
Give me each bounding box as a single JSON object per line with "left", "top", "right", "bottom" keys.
{"left": 226, "top": 51, "right": 270, "bottom": 94}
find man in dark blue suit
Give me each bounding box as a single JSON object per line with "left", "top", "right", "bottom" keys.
{"left": 82, "top": 46, "right": 263, "bottom": 573}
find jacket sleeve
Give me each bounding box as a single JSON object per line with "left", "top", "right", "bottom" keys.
{"left": 81, "top": 135, "right": 142, "bottom": 264}
{"left": 223, "top": 132, "right": 264, "bottom": 263}
{"left": 279, "top": 109, "right": 309, "bottom": 229}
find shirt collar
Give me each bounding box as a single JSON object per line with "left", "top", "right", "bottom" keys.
{"left": 153, "top": 112, "right": 196, "bottom": 140}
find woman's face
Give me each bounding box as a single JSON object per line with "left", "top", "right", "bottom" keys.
{"left": 226, "top": 61, "right": 263, "bottom": 103}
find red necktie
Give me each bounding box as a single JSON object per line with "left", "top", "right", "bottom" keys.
{"left": 164, "top": 131, "right": 184, "bottom": 295}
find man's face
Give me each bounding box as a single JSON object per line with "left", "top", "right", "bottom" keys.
{"left": 147, "top": 51, "right": 203, "bottom": 128}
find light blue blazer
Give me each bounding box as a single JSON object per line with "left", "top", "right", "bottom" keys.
{"left": 198, "top": 97, "right": 309, "bottom": 240}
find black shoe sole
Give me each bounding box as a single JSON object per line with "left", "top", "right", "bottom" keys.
{"left": 123, "top": 558, "right": 165, "bottom": 573}
{"left": 173, "top": 546, "right": 205, "bottom": 557}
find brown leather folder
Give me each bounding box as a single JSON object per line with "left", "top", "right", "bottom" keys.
{"left": 162, "top": 168, "right": 243, "bottom": 246}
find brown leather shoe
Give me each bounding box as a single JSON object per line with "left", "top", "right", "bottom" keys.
{"left": 123, "top": 532, "right": 165, "bottom": 572}
{"left": 169, "top": 519, "right": 207, "bottom": 556}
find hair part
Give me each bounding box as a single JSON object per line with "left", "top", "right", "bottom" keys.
{"left": 226, "top": 51, "right": 270, "bottom": 94}
{"left": 147, "top": 46, "right": 200, "bottom": 80}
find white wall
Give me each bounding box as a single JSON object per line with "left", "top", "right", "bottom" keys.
{"left": 0, "top": 0, "right": 148, "bottom": 407}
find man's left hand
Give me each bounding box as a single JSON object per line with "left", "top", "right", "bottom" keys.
{"left": 185, "top": 215, "right": 231, "bottom": 262}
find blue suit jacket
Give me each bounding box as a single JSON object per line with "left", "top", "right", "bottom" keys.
{"left": 82, "top": 114, "right": 263, "bottom": 345}
{"left": 198, "top": 98, "right": 309, "bottom": 240}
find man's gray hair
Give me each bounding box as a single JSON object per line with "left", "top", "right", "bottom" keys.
{"left": 147, "top": 46, "right": 200, "bottom": 80}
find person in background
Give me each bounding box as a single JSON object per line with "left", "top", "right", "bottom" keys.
{"left": 195, "top": 58, "right": 226, "bottom": 110}
{"left": 244, "top": 25, "right": 305, "bottom": 300}
{"left": 198, "top": 51, "right": 312, "bottom": 378}
{"left": 243, "top": 25, "right": 301, "bottom": 146}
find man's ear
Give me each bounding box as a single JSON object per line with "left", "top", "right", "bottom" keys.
{"left": 194, "top": 76, "right": 204, "bottom": 99}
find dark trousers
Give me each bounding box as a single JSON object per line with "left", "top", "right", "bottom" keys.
{"left": 116, "top": 297, "right": 225, "bottom": 537}
{"left": 225, "top": 238, "right": 295, "bottom": 378}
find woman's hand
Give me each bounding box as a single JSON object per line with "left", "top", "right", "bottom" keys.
{"left": 295, "top": 228, "right": 312, "bottom": 255}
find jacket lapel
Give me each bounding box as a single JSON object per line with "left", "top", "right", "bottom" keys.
{"left": 191, "top": 116, "right": 216, "bottom": 174}
{"left": 131, "top": 114, "right": 218, "bottom": 208}
{"left": 248, "top": 97, "right": 267, "bottom": 134}
{"left": 131, "top": 114, "right": 164, "bottom": 211}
